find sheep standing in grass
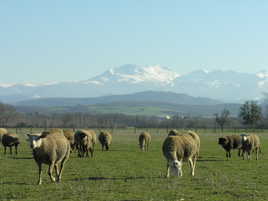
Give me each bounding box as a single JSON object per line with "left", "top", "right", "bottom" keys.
{"left": 241, "top": 134, "right": 261, "bottom": 160}
{"left": 162, "top": 130, "right": 199, "bottom": 177}
{"left": 2, "top": 133, "right": 20, "bottom": 155}
{"left": 98, "top": 131, "right": 112, "bottom": 151}
{"left": 74, "top": 130, "right": 94, "bottom": 157}
{"left": 0, "top": 128, "right": 8, "bottom": 142}
{"left": 27, "top": 130, "right": 70, "bottom": 185}
{"left": 218, "top": 135, "right": 244, "bottom": 159}
{"left": 139, "top": 132, "right": 151, "bottom": 151}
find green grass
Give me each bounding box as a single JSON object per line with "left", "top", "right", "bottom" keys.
{"left": 1, "top": 128, "right": 268, "bottom": 201}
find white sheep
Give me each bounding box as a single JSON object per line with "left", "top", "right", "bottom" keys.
{"left": 138, "top": 132, "right": 151, "bottom": 151}
{"left": 162, "top": 130, "right": 200, "bottom": 177}
{"left": 241, "top": 134, "right": 261, "bottom": 160}
{"left": 27, "top": 130, "right": 70, "bottom": 185}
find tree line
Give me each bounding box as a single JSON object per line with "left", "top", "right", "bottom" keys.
{"left": 0, "top": 100, "right": 267, "bottom": 131}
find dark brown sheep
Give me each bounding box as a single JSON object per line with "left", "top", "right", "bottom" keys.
{"left": 98, "top": 131, "right": 112, "bottom": 151}
{"left": 74, "top": 130, "right": 94, "bottom": 157}
{"left": 2, "top": 133, "right": 20, "bottom": 155}
{"left": 218, "top": 135, "right": 243, "bottom": 159}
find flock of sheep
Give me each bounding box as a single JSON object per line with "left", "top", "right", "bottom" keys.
{"left": 0, "top": 127, "right": 261, "bottom": 185}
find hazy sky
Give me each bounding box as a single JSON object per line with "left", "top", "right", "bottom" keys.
{"left": 1, "top": 1, "right": 268, "bottom": 83}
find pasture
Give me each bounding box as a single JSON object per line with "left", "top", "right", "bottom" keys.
{"left": 0, "top": 128, "right": 268, "bottom": 201}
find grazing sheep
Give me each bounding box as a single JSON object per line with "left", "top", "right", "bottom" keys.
{"left": 0, "top": 128, "right": 8, "bottom": 142}
{"left": 2, "top": 133, "right": 20, "bottom": 155}
{"left": 218, "top": 135, "right": 244, "bottom": 159}
{"left": 168, "top": 130, "right": 200, "bottom": 156}
{"left": 98, "top": 131, "right": 112, "bottom": 151}
{"left": 162, "top": 130, "right": 200, "bottom": 177}
{"left": 27, "top": 130, "right": 70, "bottom": 185}
{"left": 63, "top": 129, "right": 75, "bottom": 151}
{"left": 139, "top": 132, "right": 151, "bottom": 151}
{"left": 74, "top": 130, "right": 94, "bottom": 157}
{"left": 241, "top": 134, "right": 261, "bottom": 160}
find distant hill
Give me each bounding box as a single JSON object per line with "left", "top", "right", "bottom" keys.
{"left": 16, "top": 91, "right": 222, "bottom": 107}
{"left": 14, "top": 91, "right": 241, "bottom": 117}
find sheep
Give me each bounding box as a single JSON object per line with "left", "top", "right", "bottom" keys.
{"left": 241, "top": 134, "right": 261, "bottom": 160}
{"left": 63, "top": 129, "right": 75, "bottom": 151}
{"left": 27, "top": 130, "right": 70, "bottom": 185}
{"left": 98, "top": 131, "right": 112, "bottom": 151}
{"left": 2, "top": 133, "right": 20, "bottom": 155}
{"left": 74, "top": 129, "right": 94, "bottom": 157}
{"left": 0, "top": 128, "right": 8, "bottom": 142}
{"left": 168, "top": 130, "right": 200, "bottom": 156}
{"left": 162, "top": 130, "right": 200, "bottom": 177}
{"left": 139, "top": 132, "right": 151, "bottom": 151}
{"left": 218, "top": 135, "right": 244, "bottom": 159}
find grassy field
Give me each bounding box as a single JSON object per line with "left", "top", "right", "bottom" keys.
{"left": 0, "top": 128, "right": 268, "bottom": 201}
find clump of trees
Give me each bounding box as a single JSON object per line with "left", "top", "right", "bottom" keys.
{"left": 239, "top": 101, "right": 262, "bottom": 128}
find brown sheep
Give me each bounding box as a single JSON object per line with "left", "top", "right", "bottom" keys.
{"left": 2, "top": 133, "right": 20, "bottom": 155}
{"left": 162, "top": 131, "right": 199, "bottom": 177}
{"left": 74, "top": 130, "right": 94, "bottom": 157}
{"left": 98, "top": 131, "right": 112, "bottom": 151}
{"left": 241, "top": 134, "right": 261, "bottom": 160}
{"left": 139, "top": 132, "right": 151, "bottom": 151}
{"left": 218, "top": 135, "right": 244, "bottom": 159}
{"left": 27, "top": 130, "right": 70, "bottom": 185}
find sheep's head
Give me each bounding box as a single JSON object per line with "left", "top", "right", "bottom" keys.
{"left": 240, "top": 134, "right": 249, "bottom": 143}
{"left": 218, "top": 137, "right": 227, "bottom": 145}
{"left": 169, "top": 160, "right": 182, "bottom": 176}
{"left": 27, "top": 134, "right": 42, "bottom": 149}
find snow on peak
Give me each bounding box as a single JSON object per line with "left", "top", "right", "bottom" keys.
{"left": 91, "top": 64, "right": 180, "bottom": 85}
{"left": 257, "top": 71, "right": 268, "bottom": 79}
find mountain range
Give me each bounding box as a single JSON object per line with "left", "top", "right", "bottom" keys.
{"left": 0, "top": 64, "right": 268, "bottom": 103}
{"left": 15, "top": 91, "right": 241, "bottom": 117}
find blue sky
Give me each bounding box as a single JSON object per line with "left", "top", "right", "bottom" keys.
{"left": 1, "top": 1, "right": 268, "bottom": 83}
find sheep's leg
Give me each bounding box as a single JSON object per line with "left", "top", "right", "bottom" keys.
{"left": 105, "top": 144, "right": 109, "bottom": 151}
{"left": 58, "top": 158, "right": 67, "bottom": 183}
{"left": 166, "top": 163, "right": 170, "bottom": 178}
{"left": 15, "top": 145, "right": 18, "bottom": 155}
{"left": 256, "top": 148, "right": 259, "bottom": 160}
{"left": 189, "top": 158, "right": 194, "bottom": 176}
{"left": 238, "top": 149, "right": 241, "bottom": 157}
{"left": 48, "top": 163, "right": 56, "bottom": 182}
{"left": 54, "top": 164, "right": 60, "bottom": 182}
{"left": 90, "top": 148, "right": 93, "bottom": 158}
{"left": 37, "top": 163, "right": 42, "bottom": 185}
{"left": 4, "top": 146, "right": 6, "bottom": 154}
{"left": 247, "top": 151, "right": 251, "bottom": 160}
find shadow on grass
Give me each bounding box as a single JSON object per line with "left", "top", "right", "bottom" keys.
{"left": 13, "top": 156, "right": 33, "bottom": 160}
{"left": 1, "top": 181, "right": 32, "bottom": 185}
{"left": 72, "top": 175, "right": 161, "bottom": 182}
{"left": 197, "top": 159, "right": 225, "bottom": 162}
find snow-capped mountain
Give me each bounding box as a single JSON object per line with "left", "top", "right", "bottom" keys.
{"left": 0, "top": 65, "right": 267, "bottom": 103}
{"left": 85, "top": 64, "right": 180, "bottom": 85}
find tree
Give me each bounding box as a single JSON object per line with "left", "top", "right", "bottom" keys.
{"left": 215, "top": 109, "right": 230, "bottom": 132}
{"left": 239, "top": 101, "right": 262, "bottom": 128}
